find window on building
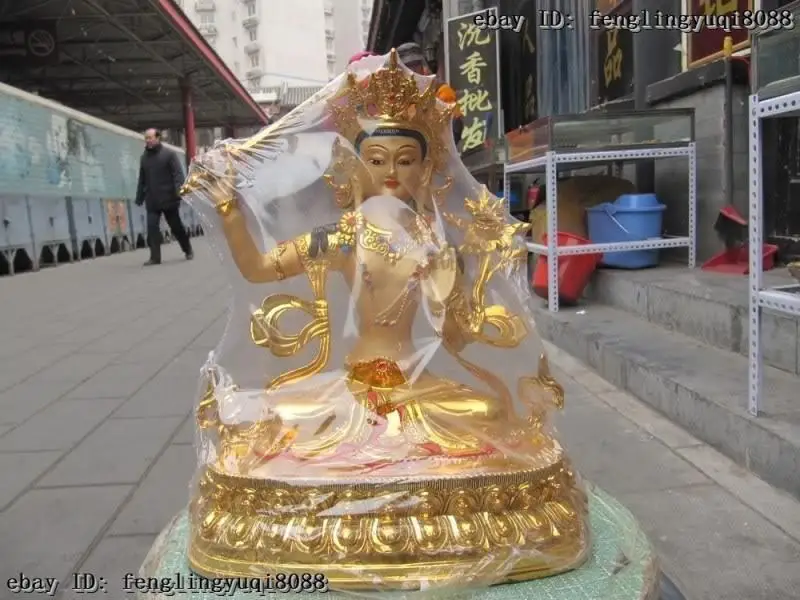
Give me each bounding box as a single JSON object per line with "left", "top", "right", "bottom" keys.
{"left": 247, "top": 3, "right": 256, "bottom": 16}
{"left": 234, "top": 61, "right": 240, "bottom": 74}
{"left": 249, "top": 29, "right": 257, "bottom": 42}
{"left": 200, "top": 13, "right": 214, "bottom": 24}
{"left": 326, "top": 39, "right": 334, "bottom": 52}
{"left": 232, "top": 36, "right": 237, "bottom": 47}
{"left": 250, "top": 54, "right": 260, "bottom": 67}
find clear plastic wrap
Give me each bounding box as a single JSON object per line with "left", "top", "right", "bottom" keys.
{"left": 178, "top": 50, "right": 591, "bottom": 596}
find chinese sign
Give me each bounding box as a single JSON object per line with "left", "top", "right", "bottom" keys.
{"left": 446, "top": 9, "right": 501, "bottom": 154}
{"left": 687, "top": 0, "right": 752, "bottom": 66}
{"left": 596, "top": 7, "right": 634, "bottom": 104}
{"left": 0, "top": 21, "right": 59, "bottom": 67}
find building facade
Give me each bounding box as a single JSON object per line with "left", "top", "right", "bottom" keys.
{"left": 327, "top": 0, "right": 371, "bottom": 77}
{"left": 177, "top": 0, "right": 330, "bottom": 90}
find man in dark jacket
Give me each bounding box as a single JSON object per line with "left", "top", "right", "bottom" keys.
{"left": 135, "top": 128, "right": 193, "bottom": 266}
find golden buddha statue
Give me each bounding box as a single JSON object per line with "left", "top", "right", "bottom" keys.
{"left": 179, "top": 50, "right": 590, "bottom": 593}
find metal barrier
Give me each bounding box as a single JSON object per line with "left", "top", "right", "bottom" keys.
{"left": 0, "top": 81, "right": 188, "bottom": 276}
{"left": 0, "top": 195, "right": 37, "bottom": 275}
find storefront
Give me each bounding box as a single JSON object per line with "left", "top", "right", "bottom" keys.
{"left": 638, "top": 0, "right": 799, "bottom": 260}
{"left": 754, "top": 0, "right": 800, "bottom": 258}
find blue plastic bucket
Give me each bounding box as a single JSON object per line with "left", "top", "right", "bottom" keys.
{"left": 586, "top": 194, "right": 666, "bottom": 269}
{"left": 497, "top": 189, "right": 521, "bottom": 212}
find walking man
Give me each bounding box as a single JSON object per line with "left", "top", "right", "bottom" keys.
{"left": 135, "top": 128, "right": 193, "bottom": 266}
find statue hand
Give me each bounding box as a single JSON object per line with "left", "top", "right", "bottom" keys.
{"left": 422, "top": 245, "right": 457, "bottom": 305}
{"left": 181, "top": 146, "right": 238, "bottom": 209}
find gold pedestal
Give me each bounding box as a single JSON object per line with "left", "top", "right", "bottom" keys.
{"left": 188, "top": 457, "right": 590, "bottom": 591}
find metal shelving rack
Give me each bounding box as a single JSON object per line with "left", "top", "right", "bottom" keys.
{"left": 747, "top": 92, "right": 800, "bottom": 416}
{"left": 747, "top": 6, "right": 800, "bottom": 416}
{"left": 504, "top": 134, "right": 697, "bottom": 313}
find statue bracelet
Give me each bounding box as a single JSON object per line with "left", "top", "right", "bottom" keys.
{"left": 215, "top": 196, "right": 237, "bottom": 217}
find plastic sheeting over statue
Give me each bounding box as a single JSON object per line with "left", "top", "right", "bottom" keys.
{"left": 176, "top": 50, "right": 589, "bottom": 595}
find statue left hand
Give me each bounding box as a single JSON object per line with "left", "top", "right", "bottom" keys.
{"left": 422, "top": 245, "right": 457, "bottom": 305}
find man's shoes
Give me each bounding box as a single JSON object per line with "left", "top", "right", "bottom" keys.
{"left": 143, "top": 260, "right": 161, "bottom": 267}
{"left": 185, "top": 251, "right": 194, "bottom": 260}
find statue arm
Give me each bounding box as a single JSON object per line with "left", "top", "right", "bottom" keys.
{"left": 216, "top": 200, "right": 306, "bottom": 284}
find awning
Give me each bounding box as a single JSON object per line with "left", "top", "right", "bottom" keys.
{"left": 0, "top": 0, "right": 268, "bottom": 131}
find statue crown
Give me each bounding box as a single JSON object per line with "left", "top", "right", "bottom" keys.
{"left": 328, "top": 49, "right": 455, "bottom": 171}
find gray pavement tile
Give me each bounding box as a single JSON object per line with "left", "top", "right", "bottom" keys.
{"left": 114, "top": 360, "right": 202, "bottom": 419}
{"left": 0, "top": 398, "right": 123, "bottom": 452}
{"left": 51, "top": 324, "right": 110, "bottom": 345}
{"left": 173, "top": 415, "right": 195, "bottom": 445}
{"left": 0, "top": 379, "right": 73, "bottom": 425}
{"left": 0, "top": 352, "right": 67, "bottom": 390}
{"left": 0, "top": 485, "right": 132, "bottom": 592}
{"left": 28, "top": 351, "right": 120, "bottom": 384}
{"left": 61, "top": 535, "right": 156, "bottom": 599}
{"left": 0, "top": 369, "right": 29, "bottom": 393}
{"left": 188, "top": 318, "right": 227, "bottom": 350}
{"left": 570, "top": 367, "right": 618, "bottom": 394}
{"left": 66, "top": 363, "right": 165, "bottom": 399}
{"left": 0, "top": 451, "right": 61, "bottom": 511}
{"left": 555, "top": 400, "right": 710, "bottom": 495}
{"left": 596, "top": 390, "right": 703, "bottom": 450}
{"left": 0, "top": 338, "right": 80, "bottom": 365}
{"left": 113, "top": 336, "right": 195, "bottom": 365}
{"left": 677, "top": 444, "right": 800, "bottom": 543}
{"left": 38, "top": 416, "right": 184, "bottom": 487}
{"left": 86, "top": 318, "right": 173, "bottom": 354}
{"left": 619, "top": 484, "right": 800, "bottom": 600}
{"left": 110, "top": 444, "right": 195, "bottom": 536}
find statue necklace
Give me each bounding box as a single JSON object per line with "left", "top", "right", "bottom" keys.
{"left": 342, "top": 214, "right": 437, "bottom": 327}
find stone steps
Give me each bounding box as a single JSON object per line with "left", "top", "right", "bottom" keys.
{"left": 587, "top": 266, "right": 799, "bottom": 374}
{"left": 533, "top": 266, "right": 800, "bottom": 499}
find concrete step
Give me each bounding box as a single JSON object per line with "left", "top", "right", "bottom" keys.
{"left": 587, "top": 265, "right": 800, "bottom": 375}
{"left": 533, "top": 303, "right": 800, "bottom": 499}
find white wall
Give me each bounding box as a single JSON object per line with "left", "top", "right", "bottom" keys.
{"left": 180, "top": 0, "right": 329, "bottom": 90}
{"left": 261, "top": 0, "right": 329, "bottom": 86}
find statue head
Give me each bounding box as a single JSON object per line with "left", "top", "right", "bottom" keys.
{"left": 326, "top": 49, "right": 456, "bottom": 213}
{"left": 355, "top": 127, "right": 432, "bottom": 204}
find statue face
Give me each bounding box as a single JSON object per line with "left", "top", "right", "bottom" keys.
{"left": 358, "top": 135, "right": 431, "bottom": 204}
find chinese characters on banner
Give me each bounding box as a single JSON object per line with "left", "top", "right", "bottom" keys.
{"left": 595, "top": 4, "right": 634, "bottom": 104}
{"left": 687, "top": 0, "right": 751, "bottom": 66}
{"left": 446, "top": 9, "right": 501, "bottom": 154}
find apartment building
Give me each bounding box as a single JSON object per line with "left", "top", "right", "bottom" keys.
{"left": 323, "top": 0, "right": 374, "bottom": 76}
{"left": 359, "top": 0, "right": 372, "bottom": 47}
{"left": 178, "top": 0, "right": 329, "bottom": 89}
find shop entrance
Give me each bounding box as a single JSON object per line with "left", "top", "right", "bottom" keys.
{"left": 765, "top": 118, "right": 800, "bottom": 260}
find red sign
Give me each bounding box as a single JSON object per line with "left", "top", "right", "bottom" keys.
{"left": 105, "top": 200, "right": 128, "bottom": 236}
{"left": 687, "top": 0, "right": 753, "bottom": 66}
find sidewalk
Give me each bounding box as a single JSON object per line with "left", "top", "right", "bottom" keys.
{"left": 0, "top": 241, "right": 798, "bottom": 599}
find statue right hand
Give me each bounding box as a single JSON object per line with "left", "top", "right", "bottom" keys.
{"left": 182, "top": 146, "right": 238, "bottom": 209}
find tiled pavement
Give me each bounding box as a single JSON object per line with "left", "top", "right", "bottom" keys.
{"left": 1, "top": 241, "right": 799, "bottom": 599}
